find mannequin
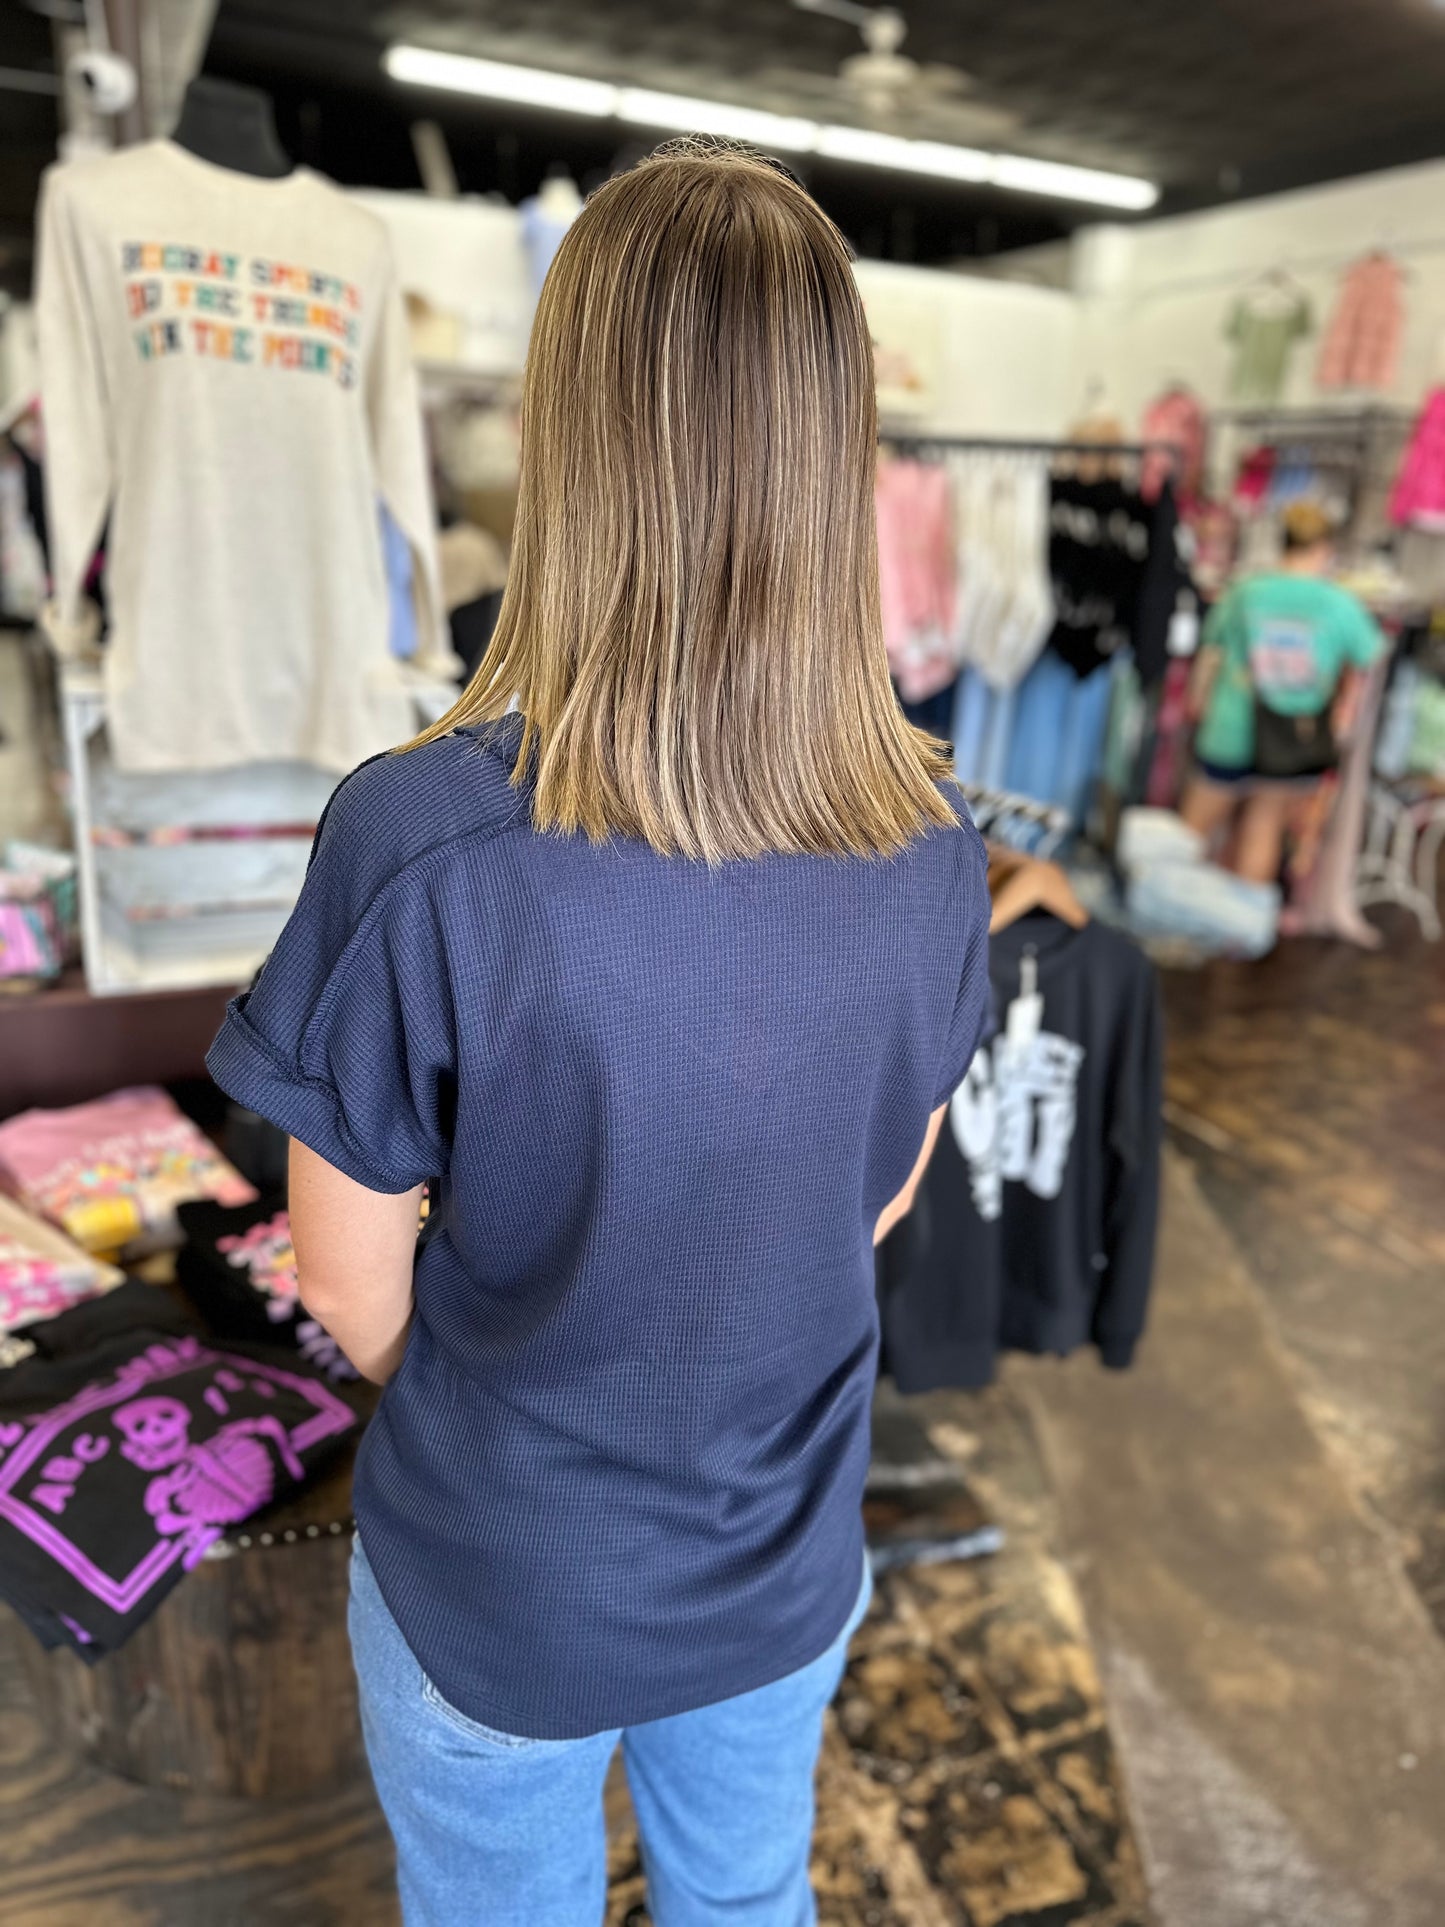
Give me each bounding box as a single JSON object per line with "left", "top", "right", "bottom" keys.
{"left": 170, "top": 77, "right": 292, "bottom": 179}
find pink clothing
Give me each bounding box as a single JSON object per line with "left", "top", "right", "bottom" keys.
{"left": 0, "top": 1194, "right": 122, "bottom": 1334}
{"left": 1390, "top": 388, "right": 1445, "bottom": 528}
{"left": 1140, "top": 387, "right": 1207, "bottom": 506}
{"left": 1144, "top": 657, "right": 1194, "bottom": 808}
{"left": 875, "top": 458, "right": 958, "bottom": 702}
{"left": 0, "top": 1087, "right": 255, "bottom": 1256}
{"left": 1316, "top": 253, "right": 1404, "bottom": 393}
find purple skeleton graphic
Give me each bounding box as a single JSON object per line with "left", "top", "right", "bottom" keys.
{"left": 113, "top": 1394, "right": 306, "bottom": 1565}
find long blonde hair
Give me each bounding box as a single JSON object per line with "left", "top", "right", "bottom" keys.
{"left": 411, "top": 140, "right": 955, "bottom": 863}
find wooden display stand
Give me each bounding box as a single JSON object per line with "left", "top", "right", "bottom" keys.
{"left": 16, "top": 1436, "right": 368, "bottom": 1799}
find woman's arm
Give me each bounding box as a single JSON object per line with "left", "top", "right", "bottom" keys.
{"left": 873, "top": 1103, "right": 947, "bottom": 1246}
{"left": 1330, "top": 666, "right": 1369, "bottom": 743}
{"left": 287, "top": 1138, "right": 423, "bottom": 1383}
{"left": 1185, "top": 641, "right": 1222, "bottom": 723}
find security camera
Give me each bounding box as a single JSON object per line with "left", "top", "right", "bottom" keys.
{"left": 67, "top": 48, "right": 139, "bottom": 117}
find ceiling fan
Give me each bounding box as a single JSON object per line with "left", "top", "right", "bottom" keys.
{"left": 785, "top": 0, "right": 1021, "bottom": 139}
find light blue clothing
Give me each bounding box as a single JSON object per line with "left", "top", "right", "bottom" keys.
{"left": 979, "top": 682, "right": 1017, "bottom": 791}
{"left": 520, "top": 194, "right": 577, "bottom": 302}
{"left": 1125, "top": 860, "right": 1280, "bottom": 958}
{"left": 1000, "top": 649, "right": 1067, "bottom": 804}
{"left": 950, "top": 672, "right": 1019, "bottom": 793}
{"left": 998, "top": 651, "right": 1114, "bottom": 823}
{"left": 349, "top": 1534, "right": 873, "bottom": 1927}
{"left": 379, "top": 505, "right": 417, "bottom": 660}
{"left": 1055, "top": 658, "right": 1116, "bottom": 825}
{"left": 953, "top": 651, "right": 1115, "bottom": 840}
{"left": 951, "top": 667, "right": 994, "bottom": 785}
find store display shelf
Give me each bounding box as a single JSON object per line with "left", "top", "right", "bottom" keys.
{"left": 60, "top": 663, "right": 459, "bottom": 996}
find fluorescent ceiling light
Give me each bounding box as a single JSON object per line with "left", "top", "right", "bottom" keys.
{"left": 617, "top": 89, "right": 816, "bottom": 152}
{"left": 990, "top": 154, "right": 1158, "bottom": 210}
{"left": 383, "top": 46, "right": 618, "bottom": 116}
{"left": 816, "top": 126, "right": 990, "bottom": 183}
{"left": 384, "top": 45, "right": 1157, "bottom": 211}
{"left": 814, "top": 126, "right": 915, "bottom": 170}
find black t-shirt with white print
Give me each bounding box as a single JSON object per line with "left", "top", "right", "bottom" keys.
{"left": 879, "top": 911, "right": 1162, "bottom": 1392}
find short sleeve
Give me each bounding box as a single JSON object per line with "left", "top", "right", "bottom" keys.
{"left": 206, "top": 787, "right": 456, "bottom": 1195}
{"left": 931, "top": 819, "right": 992, "bottom": 1109}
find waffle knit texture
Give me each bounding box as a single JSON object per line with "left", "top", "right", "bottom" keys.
{"left": 207, "top": 716, "right": 989, "bottom": 1737}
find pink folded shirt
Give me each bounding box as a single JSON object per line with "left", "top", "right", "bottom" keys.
{"left": 0, "top": 1087, "right": 255, "bottom": 1257}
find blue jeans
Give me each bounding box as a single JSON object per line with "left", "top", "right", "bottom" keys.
{"left": 348, "top": 1536, "right": 873, "bottom": 1927}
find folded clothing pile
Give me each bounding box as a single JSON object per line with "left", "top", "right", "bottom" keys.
{"left": 1115, "top": 806, "right": 1281, "bottom": 958}
{"left": 0, "top": 1086, "right": 255, "bottom": 1259}
{"left": 176, "top": 1194, "right": 357, "bottom": 1382}
{"left": 0, "top": 1282, "right": 357, "bottom": 1658}
{"left": 0, "top": 1195, "right": 123, "bottom": 1352}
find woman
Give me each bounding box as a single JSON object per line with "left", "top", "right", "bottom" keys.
{"left": 208, "top": 142, "right": 988, "bottom": 1926}
{"left": 1181, "top": 499, "right": 1384, "bottom": 883}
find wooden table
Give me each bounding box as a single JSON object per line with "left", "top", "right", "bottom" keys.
{"left": 18, "top": 1416, "right": 374, "bottom": 1800}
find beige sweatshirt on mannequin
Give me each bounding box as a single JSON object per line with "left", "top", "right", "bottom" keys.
{"left": 36, "top": 139, "right": 452, "bottom": 774}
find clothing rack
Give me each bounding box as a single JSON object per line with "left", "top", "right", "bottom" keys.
{"left": 1209, "top": 405, "right": 1414, "bottom": 430}
{"left": 1206, "top": 405, "right": 1413, "bottom": 554}
{"left": 883, "top": 433, "right": 1180, "bottom": 462}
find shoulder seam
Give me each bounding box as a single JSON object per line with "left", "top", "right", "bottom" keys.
{"left": 313, "top": 732, "right": 529, "bottom": 876}
{"left": 296, "top": 804, "right": 531, "bottom": 1078}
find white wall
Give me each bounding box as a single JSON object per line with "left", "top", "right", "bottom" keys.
{"left": 1067, "top": 158, "right": 1445, "bottom": 423}
{"left": 854, "top": 258, "right": 1082, "bottom": 437}
{"left": 344, "top": 195, "right": 1085, "bottom": 436}
{"left": 352, "top": 191, "right": 533, "bottom": 376}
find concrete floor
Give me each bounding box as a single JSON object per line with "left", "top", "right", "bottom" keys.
{"left": 989, "top": 922, "right": 1445, "bottom": 1927}
{"left": 1163, "top": 932, "right": 1445, "bottom": 1636}
{"left": 1016, "top": 1153, "right": 1445, "bottom": 1927}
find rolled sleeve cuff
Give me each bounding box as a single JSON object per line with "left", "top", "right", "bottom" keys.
{"left": 206, "top": 1000, "right": 419, "bottom": 1196}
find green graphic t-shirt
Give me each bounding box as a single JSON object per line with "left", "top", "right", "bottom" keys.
{"left": 1195, "top": 573, "right": 1385, "bottom": 771}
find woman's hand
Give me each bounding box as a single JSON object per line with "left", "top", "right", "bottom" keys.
{"left": 287, "top": 1139, "right": 424, "bottom": 1383}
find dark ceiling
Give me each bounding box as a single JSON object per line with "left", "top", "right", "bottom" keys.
{"left": 5, "top": 0, "right": 1445, "bottom": 292}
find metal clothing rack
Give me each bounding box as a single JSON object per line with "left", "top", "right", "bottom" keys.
{"left": 1206, "top": 405, "right": 1415, "bottom": 554}
{"left": 882, "top": 433, "right": 1180, "bottom": 463}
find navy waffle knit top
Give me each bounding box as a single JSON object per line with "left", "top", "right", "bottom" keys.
{"left": 207, "top": 717, "right": 989, "bottom": 1738}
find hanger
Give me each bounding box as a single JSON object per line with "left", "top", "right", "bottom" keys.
{"left": 986, "top": 846, "right": 1089, "bottom": 934}
{"left": 1061, "top": 377, "right": 1127, "bottom": 482}
{"left": 1243, "top": 262, "right": 1305, "bottom": 308}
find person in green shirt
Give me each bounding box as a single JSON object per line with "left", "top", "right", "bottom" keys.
{"left": 1181, "top": 500, "right": 1385, "bottom": 884}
